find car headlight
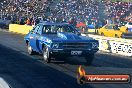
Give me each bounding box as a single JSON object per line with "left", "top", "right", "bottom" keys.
{"left": 52, "top": 43, "right": 59, "bottom": 48}
{"left": 92, "top": 42, "right": 98, "bottom": 48}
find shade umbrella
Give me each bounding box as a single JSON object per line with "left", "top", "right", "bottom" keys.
{"left": 76, "top": 22, "right": 86, "bottom": 27}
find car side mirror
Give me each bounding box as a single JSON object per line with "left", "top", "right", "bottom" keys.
{"left": 36, "top": 32, "right": 41, "bottom": 35}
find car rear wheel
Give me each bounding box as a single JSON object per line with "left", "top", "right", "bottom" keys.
{"left": 43, "top": 46, "right": 51, "bottom": 63}
{"left": 101, "top": 32, "right": 104, "bottom": 36}
{"left": 27, "top": 43, "right": 35, "bottom": 55}
{"left": 115, "top": 34, "right": 119, "bottom": 38}
{"left": 85, "top": 54, "right": 94, "bottom": 65}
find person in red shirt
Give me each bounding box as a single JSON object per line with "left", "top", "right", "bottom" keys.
{"left": 26, "top": 18, "right": 31, "bottom": 25}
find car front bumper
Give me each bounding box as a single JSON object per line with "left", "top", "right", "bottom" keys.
{"left": 50, "top": 48, "right": 99, "bottom": 57}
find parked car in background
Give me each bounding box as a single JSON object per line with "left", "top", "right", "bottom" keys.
{"left": 98, "top": 24, "right": 132, "bottom": 38}
{"left": 24, "top": 22, "right": 99, "bottom": 65}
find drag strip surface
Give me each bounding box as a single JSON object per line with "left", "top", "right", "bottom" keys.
{"left": 0, "top": 30, "right": 132, "bottom": 88}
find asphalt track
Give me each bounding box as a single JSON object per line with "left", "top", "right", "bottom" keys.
{"left": 0, "top": 29, "right": 132, "bottom": 88}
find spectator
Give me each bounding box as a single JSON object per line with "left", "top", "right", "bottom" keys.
{"left": 19, "top": 17, "right": 25, "bottom": 25}
{"left": 26, "top": 18, "right": 31, "bottom": 25}
{"left": 35, "top": 18, "right": 40, "bottom": 25}
{"left": 0, "top": 0, "right": 131, "bottom": 30}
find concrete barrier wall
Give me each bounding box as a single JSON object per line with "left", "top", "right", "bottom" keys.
{"left": 88, "top": 34, "right": 132, "bottom": 56}
{"left": 9, "top": 24, "right": 33, "bottom": 34}
{"left": 0, "top": 19, "right": 11, "bottom": 25}
{"left": 0, "top": 19, "right": 11, "bottom": 28}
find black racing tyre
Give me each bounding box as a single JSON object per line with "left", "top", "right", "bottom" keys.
{"left": 115, "top": 34, "right": 119, "bottom": 38}
{"left": 43, "top": 46, "right": 51, "bottom": 63}
{"left": 85, "top": 54, "right": 94, "bottom": 65}
{"left": 27, "top": 43, "right": 35, "bottom": 55}
{"left": 101, "top": 32, "right": 104, "bottom": 36}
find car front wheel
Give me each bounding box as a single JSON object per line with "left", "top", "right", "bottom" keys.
{"left": 85, "top": 54, "right": 94, "bottom": 65}
{"left": 27, "top": 43, "right": 35, "bottom": 55}
{"left": 43, "top": 46, "right": 51, "bottom": 63}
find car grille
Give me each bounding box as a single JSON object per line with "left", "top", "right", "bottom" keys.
{"left": 62, "top": 42, "right": 92, "bottom": 49}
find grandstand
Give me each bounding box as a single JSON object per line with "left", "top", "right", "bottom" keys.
{"left": 0, "top": 0, "right": 131, "bottom": 25}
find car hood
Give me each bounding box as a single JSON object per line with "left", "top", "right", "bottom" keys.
{"left": 42, "top": 32, "right": 96, "bottom": 43}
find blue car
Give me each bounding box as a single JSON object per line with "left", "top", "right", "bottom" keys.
{"left": 24, "top": 22, "right": 99, "bottom": 65}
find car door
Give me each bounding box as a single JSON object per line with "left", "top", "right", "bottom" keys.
{"left": 29, "top": 25, "right": 39, "bottom": 51}
{"left": 35, "top": 24, "right": 44, "bottom": 52}
{"left": 105, "top": 25, "right": 114, "bottom": 37}
{"left": 29, "top": 24, "right": 43, "bottom": 52}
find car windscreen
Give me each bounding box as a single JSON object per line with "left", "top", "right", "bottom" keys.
{"left": 42, "top": 25, "right": 76, "bottom": 34}
{"left": 129, "top": 22, "right": 132, "bottom": 25}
